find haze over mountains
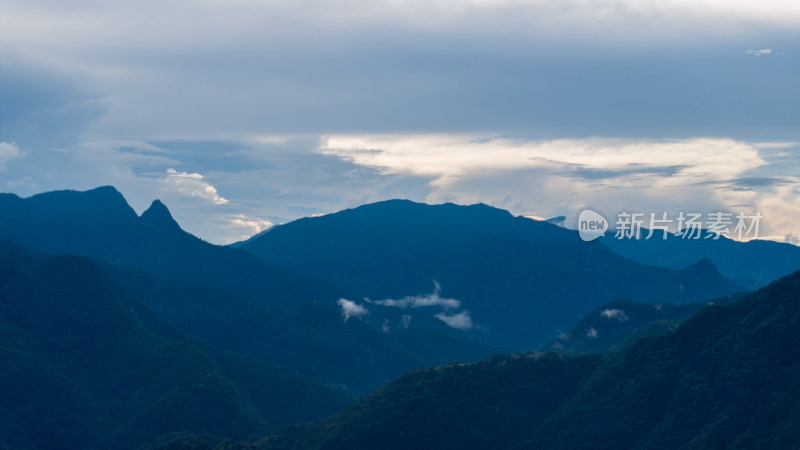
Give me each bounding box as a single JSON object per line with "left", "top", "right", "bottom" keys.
{"left": 0, "top": 242, "right": 354, "bottom": 449}
{"left": 545, "top": 293, "right": 746, "bottom": 355}
{"left": 0, "top": 186, "right": 346, "bottom": 309}
{"left": 0, "top": 188, "right": 507, "bottom": 396}
{"left": 600, "top": 229, "right": 800, "bottom": 289}
{"left": 247, "top": 268, "right": 800, "bottom": 450}
{"left": 1, "top": 186, "right": 799, "bottom": 449}
{"left": 240, "top": 199, "right": 748, "bottom": 348}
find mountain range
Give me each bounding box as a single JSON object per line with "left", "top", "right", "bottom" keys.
{"left": 0, "top": 241, "right": 349, "bottom": 449}
{"left": 600, "top": 228, "right": 800, "bottom": 289}
{"left": 1, "top": 186, "right": 799, "bottom": 448}
{"left": 239, "top": 199, "right": 748, "bottom": 348}
{"left": 0, "top": 187, "right": 343, "bottom": 308}
{"left": 180, "top": 267, "right": 800, "bottom": 449}
{"left": 545, "top": 292, "right": 745, "bottom": 354}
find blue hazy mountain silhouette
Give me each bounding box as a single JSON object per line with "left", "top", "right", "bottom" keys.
{"left": 2, "top": 187, "right": 798, "bottom": 449}
{"left": 246, "top": 268, "right": 800, "bottom": 449}
{"left": 0, "top": 186, "right": 345, "bottom": 307}
{"left": 546, "top": 290, "right": 745, "bottom": 354}
{"left": 241, "top": 199, "right": 745, "bottom": 348}
{"left": 599, "top": 228, "right": 800, "bottom": 288}
{"left": 0, "top": 188, "right": 499, "bottom": 398}
{"left": 0, "top": 241, "right": 351, "bottom": 449}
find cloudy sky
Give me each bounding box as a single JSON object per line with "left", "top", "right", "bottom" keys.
{"left": 1, "top": 0, "right": 798, "bottom": 244}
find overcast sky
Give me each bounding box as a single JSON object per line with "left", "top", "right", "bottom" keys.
{"left": 1, "top": 0, "right": 798, "bottom": 244}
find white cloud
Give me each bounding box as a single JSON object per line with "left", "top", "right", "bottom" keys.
{"left": 322, "top": 134, "right": 778, "bottom": 236}
{"left": 2, "top": 0, "right": 798, "bottom": 247}
{"left": 0, "top": 142, "right": 25, "bottom": 169}
{"left": 228, "top": 215, "right": 273, "bottom": 234}
{"left": 319, "top": 135, "right": 800, "bottom": 244}
{"left": 322, "top": 135, "right": 764, "bottom": 189}
{"left": 586, "top": 327, "right": 599, "bottom": 338}
{"left": 748, "top": 180, "right": 800, "bottom": 245}
{"left": 338, "top": 298, "right": 368, "bottom": 322}
{"left": 435, "top": 310, "right": 474, "bottom": 330}
{"left": 218, "top": 214, "right": 274, "bottom": 244}
{"left": 600, "top": 308, "right": 628, "bottom": 321}
{"left": 374, "top": 280, "right": 461, "bottom": 309}
{"left": 2, "top": 0, "right": 796, "bottom": 144}
{"left": 372, "top": 281, "right": 474, "bottom": 329}
{"left": 746, "top": 48, "right": 773, "bottom": 56}
{"left": 164, "top": 168, "right": 228, "bottom": 204}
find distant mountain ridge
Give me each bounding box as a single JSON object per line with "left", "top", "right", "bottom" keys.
{"left": 240, "top": 199, "right": 745, "bottom": 348}
{"left": 0, "top": 188, "right": 501, "bottom": 398}
{"left": 0, "top": 186, "right": 345, "bottom": 308}
{"left": 546, "top": 292, "right": 744, "bottom": 354}
{"left": 0, "top": 241, "right": 351, "bottom": 449}
{"left": 2, "top": 187, "right": 799, "bottom": 449}
{"left": 600, "top": 228, "right": 800, "bottom": 288}
{"left": 200, "top": 268, "right": 800, "bottom": 450}
{"left": 1, "top": 188, "right": 747, "bottom": 350}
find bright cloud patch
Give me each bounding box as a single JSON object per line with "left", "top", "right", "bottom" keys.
{"left": 601, "top": 309, "right": 629, "bottom": 321}
{"left": 746, "top": 49, "right": 773, "bottom": 56}
{"left": 321, "top": 135, "right": 800, "bottom": 243}
{"left": 0, "top": 142, "right": 25, "bottom": 169}
{"left": 374, "top": 280, "right": 461, "bottom": 309}
{"left": 165, "top": 168, "right": 228, "bottom": 204}
{"left": 229, "top": 215, "right": 273, "bottom": 234}
{"left": 322, "top": 135, "right": 764, "bottom": 187}
{"left": 215, "top": 214, "right": 275, "bottom": 244}
{"left": 435, "top": 310, "right": 474, "bottom": 330}
{"left": 337, "top": 298, "right": 368, "bottom": 322}
{"left": 373, "top": 281, "right": 473, "bottom": 329}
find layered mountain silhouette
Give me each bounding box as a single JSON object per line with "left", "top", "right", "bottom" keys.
{"left": 240, "top": 200, "right": 745, "bottom": 348}
{"left": 3, "top": 187, "right": 799, "bottom": 449}
{"left": 1, "top": 188, "right": 751, "bottom": 352}
{"left": 546, "top": 292, "right": 744, "bottom": 354}
{"left": 0, "top": 188, "right": 499, "bottom": 399}
{"left": 0, "top": 186, "right": 344, "bottom": 308}
{"left": 110, "top": 265, "right": 497, "bottom": 394}
{"left": 0, "top": 241, "right": 350, "bottom": 449}
{"left": 204, "top": 268, "right": 800, "bottom": 450}
{"left": 600, "top": 228, "right": 800, "bottom": 288}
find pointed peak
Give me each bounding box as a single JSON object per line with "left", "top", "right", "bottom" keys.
{"left": 140, "top": 199, "right": 181, "bottom": 231}
{"left": 146, "top": 199, "right": 169, "bottom": 212}
{"left": 690, "top": 256, "right": 716, "bottom": 268}
{"left": 684, "top": 257, "right": 721, "bottom": 276}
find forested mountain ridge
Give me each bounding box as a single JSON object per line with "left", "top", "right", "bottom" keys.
{"left": 175, "top": 268, "right": 800, "bottom": 449}
{"left": 0, "top": 187, "right": 345, "bottom": 308}
{"left": 3, "top": 187, "right": 797, "bottom": 449}
{"left": 0, "top": 241, "right": 352, "bottom": 449}
{"left": 241, "top": 199, "right": 745, "bottom": 348}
